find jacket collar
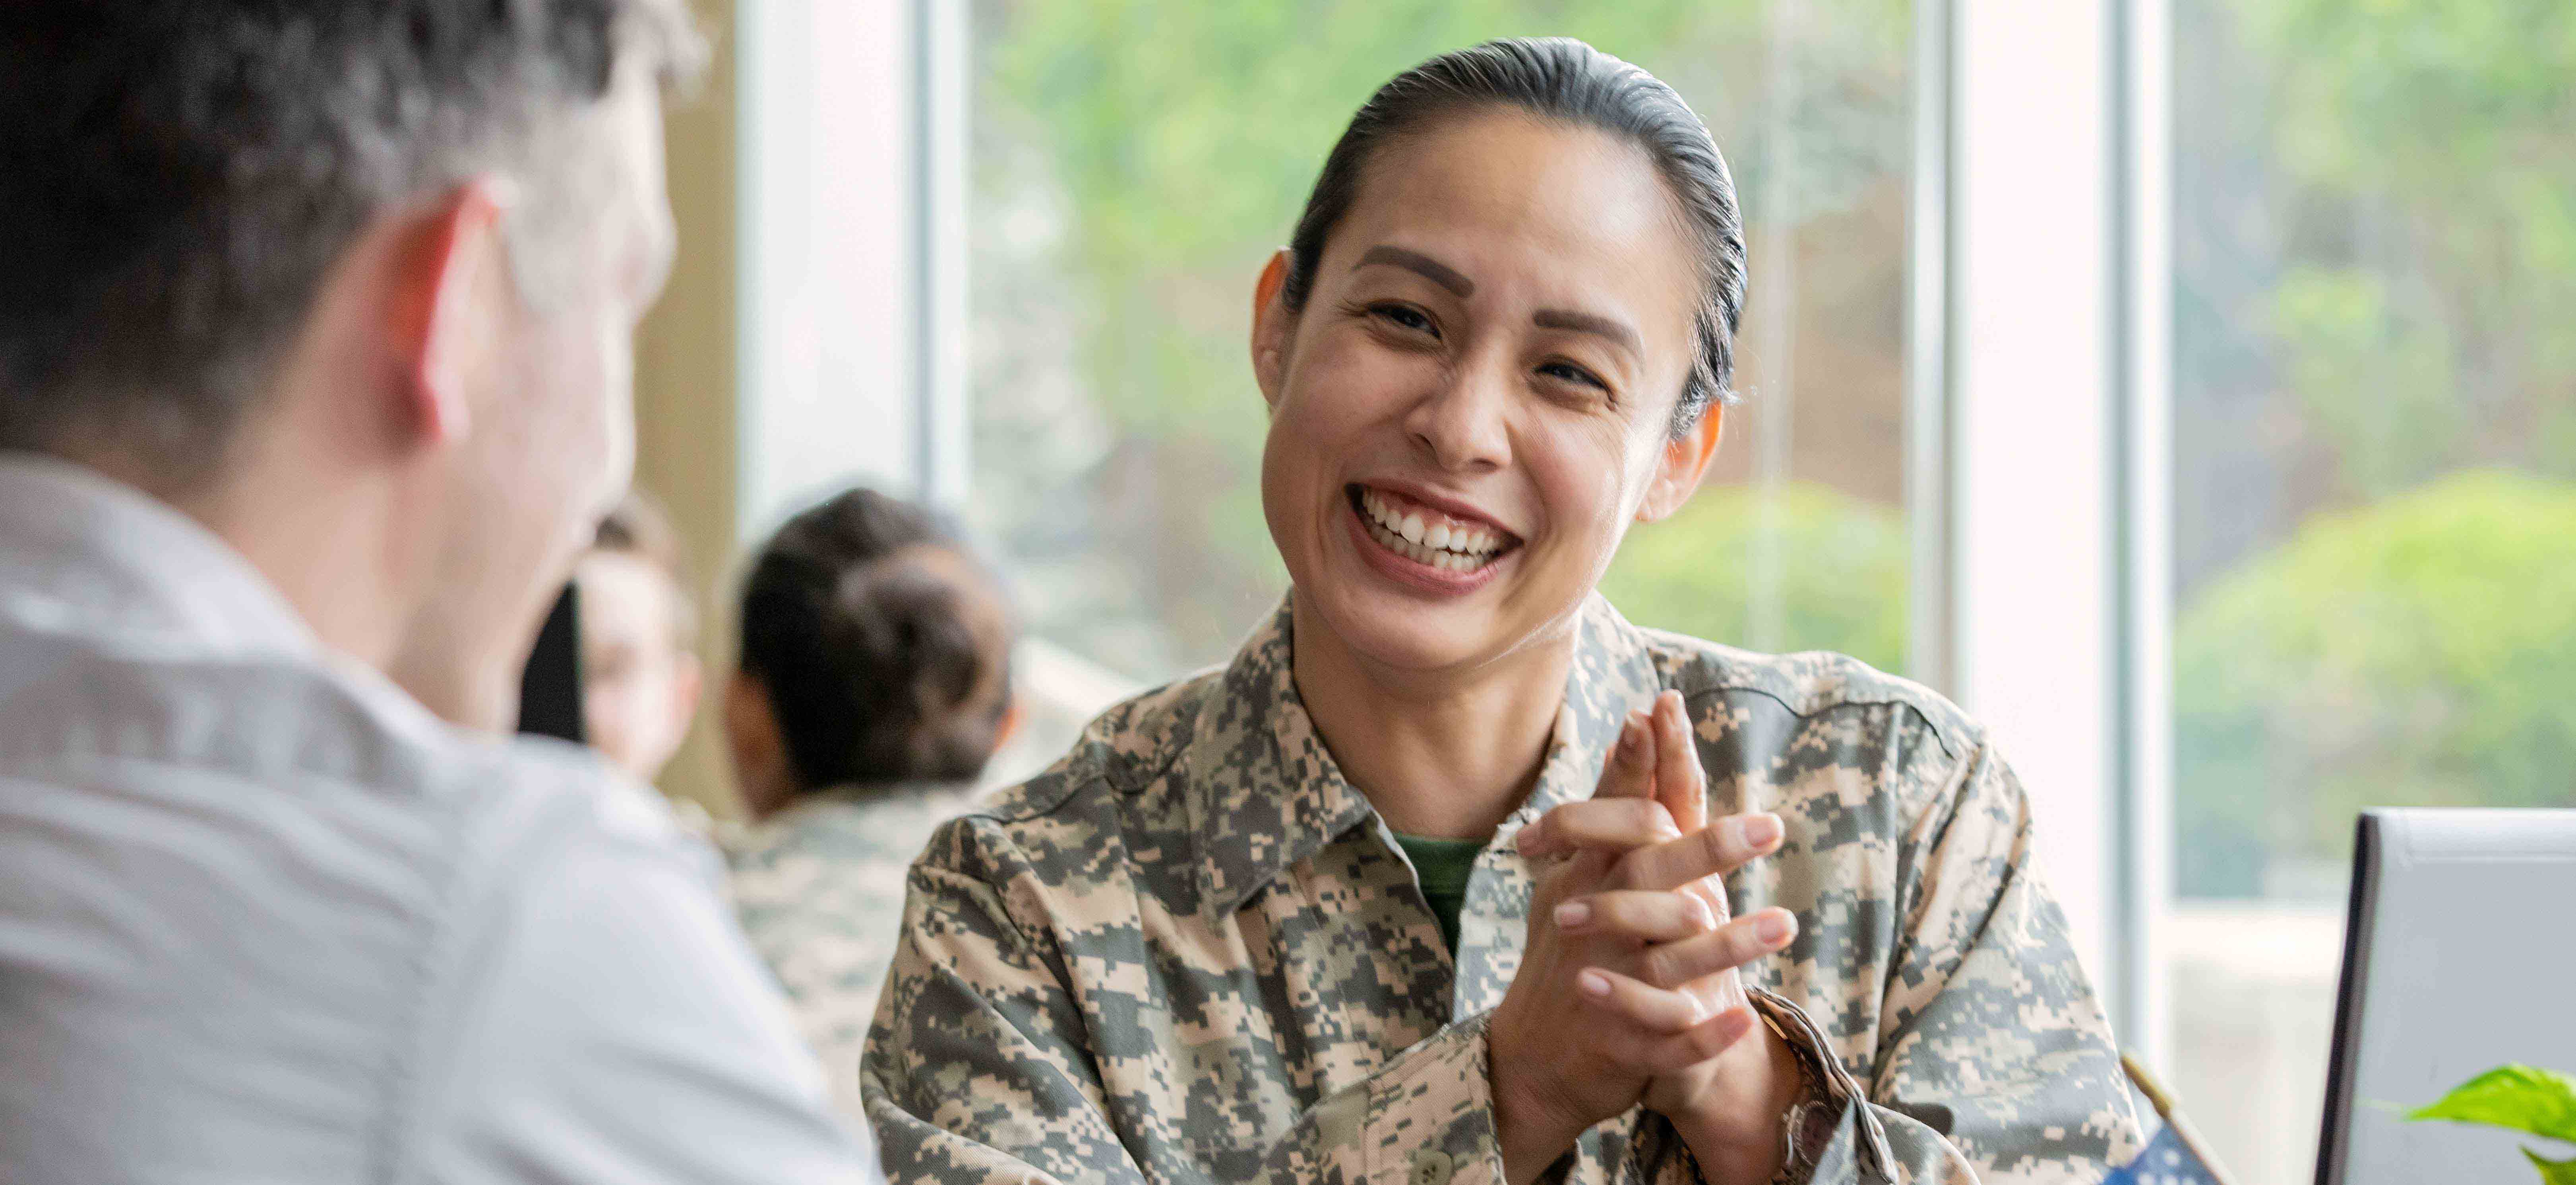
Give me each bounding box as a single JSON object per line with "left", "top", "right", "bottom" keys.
{"left": 1185, "top": 592, "right": 1668, "bottom": 918}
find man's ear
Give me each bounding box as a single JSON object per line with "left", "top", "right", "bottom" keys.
{"left": 1637, "top": 400, "right": 1726, "bottom": 523}
{"left": 1250, "top": 248, "right": 1294, "bottom": 410}
{"left": 388, "top": 180, "right": 510, "bottom": 448}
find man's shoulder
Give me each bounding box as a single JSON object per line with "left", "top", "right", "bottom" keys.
{"left": 0, "top": 629, "right": 695, "bottom": 916}
{"left": 0, "top": 632, "right": 728, "bottom": 1177}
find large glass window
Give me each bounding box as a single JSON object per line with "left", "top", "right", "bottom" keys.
{"left": 2167, "top": 1, "right": 2576, "bottom": 1178}
{"left": 967, "top": 0, "right": 1918, "bottom": 711}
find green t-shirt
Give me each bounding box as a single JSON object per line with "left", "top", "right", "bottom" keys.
{"left": 1392, "top": 832, "right": 1486, "bottom": 953}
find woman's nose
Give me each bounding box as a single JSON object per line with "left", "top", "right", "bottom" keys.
{"left": 1403, "top": 355, "right": 1514, "bottom": 474}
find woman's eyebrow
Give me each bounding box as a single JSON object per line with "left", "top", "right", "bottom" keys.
{"left": 1534, "top": 308, "right": 1641, "bottom": 353}
{"left": 1352, "top": 245, "right": 1474, "bottom": 297}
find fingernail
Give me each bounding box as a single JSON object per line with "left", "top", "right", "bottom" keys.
{"left": 1578, "top": 970, "right": 1612, "bottom": 997}
{"left": 1757, "top": 912, "right": 1795, "bottom": 945}
{"left": 1719, "top": 1008, "right": 1755, "bottom": 1042}
{"left": 1740, "top": 813, "right": 1782, "bottom": 849}
{"left": 1554, "top": 901, "right": 1591, "bottom": 929}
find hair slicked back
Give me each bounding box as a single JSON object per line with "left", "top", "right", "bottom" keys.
{"left": 1282, "top": 37, "right": 1747, "bottom": 436}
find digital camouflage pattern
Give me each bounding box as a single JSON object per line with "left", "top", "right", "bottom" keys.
{"left": 861, "top": 596, "right": 2144, "bottom": 1183}
{"left": 724, "top": 782, "right": 985, "bottom": 1122}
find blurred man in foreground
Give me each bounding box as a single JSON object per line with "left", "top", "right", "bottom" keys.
{"left": 721, "top": 487, "right": 1017, "bottom": 1120}
{"left": 0, "top": 3, "right": 881, "bottom": 1179}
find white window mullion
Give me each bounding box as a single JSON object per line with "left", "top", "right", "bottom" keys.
{"left": 2112, "top": 0, "right": 2175, "bottom": 1073}
{"left": 737, "top": 0, "right": 926, "bottom": 536}
{"left": 1947, "top": 0, "right": 2123, "bottom": 1006}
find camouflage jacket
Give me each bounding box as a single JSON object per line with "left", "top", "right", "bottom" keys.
{"left": 725, "top": 782, "right": 984, "bottom": 1122}
{"left": 861, "top": 597, "right": 2144, "bottom": 1183}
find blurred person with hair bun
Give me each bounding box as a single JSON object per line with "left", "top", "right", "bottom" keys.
{"left": 721, "top": 485, "right": 1019, "bottom": 1121}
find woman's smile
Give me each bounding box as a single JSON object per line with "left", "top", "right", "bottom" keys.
{"left": 1342, "top": 482, "right": 1522, "bottom": 595}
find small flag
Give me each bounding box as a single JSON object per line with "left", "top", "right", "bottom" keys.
{"left": 2111, "top": 1052, "right": 2238, "bottom": 1185}
{"left": 2103, "top": 1125, "right": 2229, "bottom": 1185}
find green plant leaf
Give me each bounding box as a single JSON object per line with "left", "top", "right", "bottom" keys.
{"left": 2407, "top": 1065, "right": 2576, "bottom": 1144}
{"left": 2526, "top": 1148, "right": 2576, "bottom": 1185}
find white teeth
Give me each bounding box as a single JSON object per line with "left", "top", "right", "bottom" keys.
{"left": 1357, "top": 487, "right": 1515, "bottom": 572}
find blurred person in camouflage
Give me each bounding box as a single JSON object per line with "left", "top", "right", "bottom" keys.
{"left": 722, "top": 486, "right": 1018, "bottom": 1121}
{"left": 862, "top": 38, "right": 2144, "bottom": 1185}
{"left": 577, "top": 489, "right": 705, "bottom": 785}
{"left": 0, "top": 2, "right": 882, "bottom": 1179}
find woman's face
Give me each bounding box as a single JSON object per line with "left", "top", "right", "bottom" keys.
{"left": 1255, "top": 111, "right": 1722, "bottom": 677}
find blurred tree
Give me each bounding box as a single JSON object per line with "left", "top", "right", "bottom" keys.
{"left": 2179, "top": 0, "right": 2576, "bottom": 542}
{"left": 1600, "top": 483, "right": 1908, "bottom": 673}
{"left": 2174, "top": 471, "right": 2576, "bottom": 897}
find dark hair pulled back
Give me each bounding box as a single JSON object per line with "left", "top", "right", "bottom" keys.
{"left": 1283, "top": 37, "right": 1747, "bottom": 434}
{"left": 736, "top": 488, "right": 1010, "bottom": 793}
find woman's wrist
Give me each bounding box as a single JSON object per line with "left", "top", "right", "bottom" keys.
{"left": 1666, "top": 1021, "right": 1807, "bottom": 1183}
{"left": 1486, "top": 1008, "right": 1595, "bottom": 1184}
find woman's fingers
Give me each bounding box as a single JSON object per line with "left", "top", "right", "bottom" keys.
{"left": 1599, "top": 711, "right": 1654, "bottom": 799}
{"left": 1574, "top": 966, "right": 1719, "bottom": 1033}
{"left": 1574, "top": 968, "right": 1761, "bottom": 1069}
{"left": 1639, "top": 1005, "right": 1763, "bottom": 1072}
{"left": 1551, "top": 889, "right": 1719, "bottom": 944}
{"left": 1517, "top": 793, "right": 1678, "bottom": 860}
{"left": 1635, "top": 907, "right": 1799, "bottom": 989}
{"left": 1613, "top": 810, "right": 1785, "bottom": 890}
{"left": 1649, "top": 691, "right": 1707, "bottom": 834}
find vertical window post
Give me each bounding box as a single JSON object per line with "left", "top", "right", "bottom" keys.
{"left": 1947, "top": 0, "right": 2129, "bottom": 1026}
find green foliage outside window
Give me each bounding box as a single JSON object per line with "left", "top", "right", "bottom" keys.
{"left": 2171, "top": 0, "right": 2576, "bottom": 895}
{"left": 1599, "top": 483, "right": 1907, "bottom": 675}
{"left": 2174, "top": 472, "right": 2576, "bottom": 896}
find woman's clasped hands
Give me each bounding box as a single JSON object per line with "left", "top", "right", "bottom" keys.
{"left": 1486, "top": 690, "right": 1809, "bottom": 1185}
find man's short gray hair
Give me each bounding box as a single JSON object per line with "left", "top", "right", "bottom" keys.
{"left": 0, "top": 1, "right": 707, "bottom": 485}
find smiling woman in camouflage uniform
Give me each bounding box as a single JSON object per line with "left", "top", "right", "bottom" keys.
{"left": 862, "top": 37, "right": 2144, "bottom": 1185}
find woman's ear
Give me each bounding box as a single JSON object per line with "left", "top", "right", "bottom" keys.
{"left": 1637, "top": 401, "right": 1725, "bottom": 523}
{"left": 1250, "top": 249, "right": 1294, "bottom": 409}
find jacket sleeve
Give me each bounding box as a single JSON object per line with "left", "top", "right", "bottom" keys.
{"left": 860, "top": 842, "right": 1510, "bottom": 1185}
{"left": 1852, "top": 740, "right": 2148, "bottom": 1184}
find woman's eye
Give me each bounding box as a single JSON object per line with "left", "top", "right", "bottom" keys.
{"left": 1370, "top": 304, "right": 1437, "bottom": 337}
{"left": 1538, "top": 361, "right": 1608, "bottom": 391}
